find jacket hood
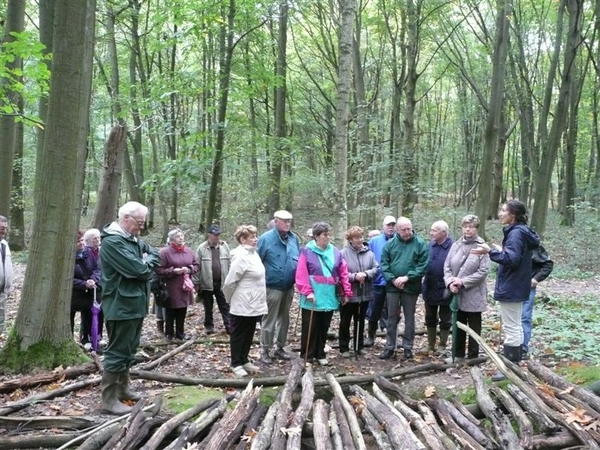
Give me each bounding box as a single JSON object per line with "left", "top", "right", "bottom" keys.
{"left": 512, "top": 224, "right": 540, "bottom": 249}
{"left": 102, "top": 221, "right": 130, "bottom": 239}
{"left": 344, "top": 242, "right": 370, "bottom": 254}
{"left": 306, "top": 239, "right": 333, "bottom": 255}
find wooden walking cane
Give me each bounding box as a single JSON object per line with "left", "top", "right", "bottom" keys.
{"left": 304, "top": 298, "right": 316, "bottom": 364}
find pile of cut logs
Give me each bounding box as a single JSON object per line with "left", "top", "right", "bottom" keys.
{"left": 1, "top": 325, "right": 599, "bottom": 449}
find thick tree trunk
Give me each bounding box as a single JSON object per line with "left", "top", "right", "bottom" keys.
{"left": 10, "top": 0, "right": 96, "bottom": 357}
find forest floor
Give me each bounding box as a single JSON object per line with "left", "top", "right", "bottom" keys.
{"left": 1, "top": 259, "right": 599, "bottom": 434}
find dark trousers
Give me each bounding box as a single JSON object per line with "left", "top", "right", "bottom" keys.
{"left": 301, "top": 309, "right": 333, "bottom": 361}
{"left": 230, "top": 314, "right": 260, "bottom": 367}
{"left": 455, "top": 310, "right": 482, "bottom": 359}
{"left": 367, "top": 285, "right": 388, "bottom": 332}
{"left": 339, "top": 302, "right": 369, "bottom": 352}
{"left": 165, "top": 307, "right": 187, "bottom": 339}
{"left": 71, "top": 308, "right": 93, "bottom": 345}
{"left": 104, "top": 318, "right": 143, "bottom": 373}
{"left": 424, "top": 304, "right": 452, "bottom": 330}
{"left": 200, "top": 284, "right": 231, "bottom": 332}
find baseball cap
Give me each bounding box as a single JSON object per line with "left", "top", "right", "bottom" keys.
{"left": 207, "top": 224, "right": 221, "bottom": 235}
{"left": 274, "top": 210, "right": 293, "bottom": 220}
{"left": 383, "top": 215, "right": 396, "bottom": 225}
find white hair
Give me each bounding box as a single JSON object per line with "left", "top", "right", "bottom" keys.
{"left": 431, "top": 220, "right": 449, "bottom": 233}
{"left": 83, "top": 228, "right": 100, "bottom": 245}
{"left": 118, "top": 201, "right": 148, "bottom": 220}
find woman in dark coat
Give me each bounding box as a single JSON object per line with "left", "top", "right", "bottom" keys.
{"left": 72, "top": 230, "right": 101, "bottom": 348}
{"left": 156, "top": 229, "right": 200, "bottom": 340}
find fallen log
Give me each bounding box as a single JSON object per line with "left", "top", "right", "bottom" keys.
{"left": 457, "top": 322, "right": 599, "bottom": 448}
{"left": 450, "top": 398, "right": 482, "bottom": 426}
{"left": 0, "top": 362, "right": 97, "bottom": 394}
{"left": 470, "top": 367, "right": 522, "bottom": 450}
{"left": 0, "top": 415, "right": 98, "bottom": 430}
{"left": 506, "top": 384, "right": 557, "bottom": 435}
{"left": 416, "top": 401, "right": 458, "bottom": 450}
{"left": 531, "top": 429, "right": 581, "bottom": 449}
{"left": 313, "top": 399, "right": 333, "bottom": 450}
{"left": 374, "top": 385, "right": 445, "bottom": 450}
{"left": 440, "top": 398, "right": 496, "bottom": 449}
{"left": 359, "top": 406, "right": 393, "bottom": 450}
{"left": 286, "top": 366, "right": 315, "bottom": 450}
{"left": 250, "top": 394, "right": 281, "bottom": 450}
{"left": 163, "top": 397, "right": 228, "bottom": 450}
{"left": 137, "top": 338, "right": 198, "bottom": 371}
{"left": 349, "top": 384, "right": 421, "bottom": 450}
{"left": 0, "top": 377, "right": 101, "bottom": 416}
{"left": 234, "top": 403, "right": 267, "bottom": 450}
{"left": 490, "top": 386, "right": 533, "bottom": 449}
{"left": 374, "top": 375, "right": 420, "bottom": 409}
{"left": 101, "top": 396, "right": 162, "bottom": 450}
{"left": 200, "top": 381, "right": 262, "bottom": 450}
{"left": 326, "top": 374, "right": 366, "bottom": 450}
{"left": 140, "top": 398, "right": 219, "bottom": 450}
{"left": 527, "top": 360, "right": 600, "bottom": 415}
{"left": 427, "top": 398, "right": 488, "bottom": 450}
{"left": 330, "top": 397, "right": 354, "bottom": 450}
{"left": 0, "top": 433, "right": 77, "bottom": 449}
{"left": 270, "top": 358, "right": 304, "bottom": 450}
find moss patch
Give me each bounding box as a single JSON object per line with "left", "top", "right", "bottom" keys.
{"left": 163, "top": 386, "right": 227, "bottom": 415}
{"left": 259, "top": 387, "right": 279, "bottom": 407}
{"left": 557, "top": 362, "right": 600, "bottom": 386}
{"left": 0, "top": 330, "right": 89, "bottom": 374}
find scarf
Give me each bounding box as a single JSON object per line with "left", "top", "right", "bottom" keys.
{"left": 170, "top": 243, "right": 185, "bottom": 252}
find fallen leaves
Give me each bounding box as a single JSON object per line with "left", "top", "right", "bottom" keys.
{"left": 565, "top": 407, "right": 595, "bottom": 426}
{"left": 424, "top": 385, "right": 436, "bottom": 398}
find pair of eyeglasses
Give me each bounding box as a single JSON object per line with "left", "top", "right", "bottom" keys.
{"left": 128, "top": 215, "right": 145, "bottom": 226}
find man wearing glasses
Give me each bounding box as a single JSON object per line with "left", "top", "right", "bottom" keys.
{"left": 0, "top": 215, "right": 13, "bottom": 334}
{"left": 99, "top": 201, "right": 160, "bottom": 414}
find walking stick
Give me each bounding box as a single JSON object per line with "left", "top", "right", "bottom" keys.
{"left": 304, "top": 299, "right": 315, "bottom": 364}
{"left": 293, "top": 303, "right": 301, "bottom": 341}
{"left": 355, "top": 284, "right": 364, "bottom": 358}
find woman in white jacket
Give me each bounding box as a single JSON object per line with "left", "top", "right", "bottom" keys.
{"left": 223, "top": 225, "right": 268, "bottom": 377}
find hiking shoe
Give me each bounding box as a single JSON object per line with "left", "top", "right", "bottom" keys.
{"left": 273, "top": 347, "right": 292, "bottom": 360}
{"left": 357, "top": 349, "right": 368, "bottom": 356}
{"left": 341, "top": 351, "right": 353, "bottom": 358}
{"left": 364, "top": 336, "right": 375, "bottom": 347}
{"left": 231, "top": 366, "right": 248, "bottom": 377}
{"left": 242, "top": 362, "right": 261, "bottom": 373}
{"left": 404, "top": 349, "right": 414, "bottom": 360}
{"left": 317, "top": 359, "right": 329, "bottom": 366}
{"left": 379, "top": 349, "right": 395, "bottom": 360}
{"left": 444, "top": 356, "right": 465, "bottom": 364}
{"left": 260, "top": 350, "right": 273, "bottom": 364}
{"left": 205, "top": 327, "right": 215, "bottom": 335}
{"left": 491, "top": 371, "right": 506, "bottom": 382}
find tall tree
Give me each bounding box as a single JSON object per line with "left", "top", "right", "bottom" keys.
{"left": 0, "top": 0, "right": 25, "bottom": 217}
{"left": 332, "top": 0, "right": 356, "bottom": 243}
{"left": 474, "top": 0, "right": 510, "bottom": 237}
{"left": 1, "top": 0, "right": 96, "bottom": 371}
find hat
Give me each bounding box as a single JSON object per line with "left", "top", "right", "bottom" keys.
{"left": 207, "top": 224, "right": 221, "bottom": 235}
{"left": 274, "top": 210, "right": 293, "bottom": 220}
{"left": 306, "top": 228, "right": 313, "bottom": 237}
{"left": 383, "top": 215, "right": 396, "bottom": 225}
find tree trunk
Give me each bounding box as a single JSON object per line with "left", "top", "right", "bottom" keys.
{"left": 9, "top": 0, "right": 96, "bottom": 359}
{"left": 531, "top": 0, "right": 582, "bottom": 236}
{"left": 9, "top": 95, "right": 25, "bottom": 251}
{"left": 0, "top": 0, "right": 25, "bottom": 217}
{"left": 331, "top": 0, "right": 355, "bottom": 245}
{"left": 474, "top": 0, "right": 510, "bottom": 237}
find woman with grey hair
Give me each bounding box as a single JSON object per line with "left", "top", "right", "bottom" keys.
{"left": 156, "top": 229, "right": 200, "bottom": 341}
{"left": 443, "top": 215, "right": 489, "bottom": 362}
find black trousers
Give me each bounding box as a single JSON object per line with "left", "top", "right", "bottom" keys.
{"left": 165, "top": 307, "right": 187, "bottom": 339}
{"left": 454, "top": 310, "right": 482, "bottom": 359}
{"left": 200, "top": 284, "right": 231, "bottom": 332}
{"left": 70, "top": 308, "right": 93, "bottom": 345}
{"left": 424, "top": 303, "right": 452, "bottom": 330}
{"left": 230, "top": 314, "right": 260, "bottom": 367}
{"left": 338, "top": 302, "right": 368, "bottom": 353}
{"left": 300, "top": 309, "right": 333, "bottom": 361}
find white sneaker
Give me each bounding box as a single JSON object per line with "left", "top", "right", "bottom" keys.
{"left": 83, "top": 343, "right": 92, "bottom": 351}
{"left": 231, "top": 366, "right": 248, "bottom": 377}
{"left": 317, "top": 358, "right": 329, "bottom": 366}
{"left": 242, "top": 362, "right": 260, "bottom": 373}
{"left": 444, "top": 356, "right": 465, "bottom": 364}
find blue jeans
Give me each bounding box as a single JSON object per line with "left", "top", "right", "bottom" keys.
{"left": 366, "top": 285, "right": 388, "bottom": 330}
{"left": 521, "top": 288, "right": 536, "bottom": 353}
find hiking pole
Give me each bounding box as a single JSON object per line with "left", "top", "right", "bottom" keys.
{"left": 304, "top": 298, "right": 315, "bottom": 364}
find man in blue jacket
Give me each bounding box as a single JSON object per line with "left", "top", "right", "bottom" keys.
{"left": 257, "top": 210, "right": 300, "bottom": 363}
{"left": 364, "top": 215, "right": 397, "bottom": 347}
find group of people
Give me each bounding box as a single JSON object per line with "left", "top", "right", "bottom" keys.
{"left": 0, "top": 198, "right": 554, "bottom": 415}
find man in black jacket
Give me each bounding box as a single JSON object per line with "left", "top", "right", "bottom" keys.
{"left": 522, "top": 244, "right": 553, "bottom": 358}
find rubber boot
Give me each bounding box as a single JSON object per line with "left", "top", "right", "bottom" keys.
{"left": 492, "top": 345, "right": 522, "bottom": 381}
{"left": 102, "top": 371, "right": 132, "bottom": 415}
{"left": 364, "top": 321, "right": 377, "bottom": 347}
{"left": 260, "top": 347, "right": 273, "bottom": 364}
{"left": 426, "top": 327, "right": 437, "bottom": 353}
{"left": 118, "top": 370, "right": 142, "bottom": 402}
{"left": 437, "top": 329, "right": 450, "bottom": 355}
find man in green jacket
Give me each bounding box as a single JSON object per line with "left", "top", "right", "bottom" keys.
{"left": 380, "top": 217, "right": 429, "bottom": 360}
{"left": 100, "top": 201, "right": 160, "bottom": 414}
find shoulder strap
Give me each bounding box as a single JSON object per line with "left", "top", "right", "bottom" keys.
{"left": 452, "top": 248, "right": 471, "bottom": 277}
{"left": 315, "top": 252, "right": 336, "bottom": 277}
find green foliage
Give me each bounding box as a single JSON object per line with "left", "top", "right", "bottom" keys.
{"left": 534, "top": 293, "right": 600, "bottom": 363}
{"left": 556, "top": 363, "right": 600, "bottom": 386}
{"left": 0, "top": 329, "right": 89, "bottom": 375}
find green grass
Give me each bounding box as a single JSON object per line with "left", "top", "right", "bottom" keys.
{"left": 163, "top": 386, "right": 226, "bottom": 414}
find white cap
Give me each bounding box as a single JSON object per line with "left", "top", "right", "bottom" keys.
{"left": 383, "top": 215, "right": 396, "bottom": 225}
{"left": 274, "top": 210, "right": 293, "bottom": 220}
